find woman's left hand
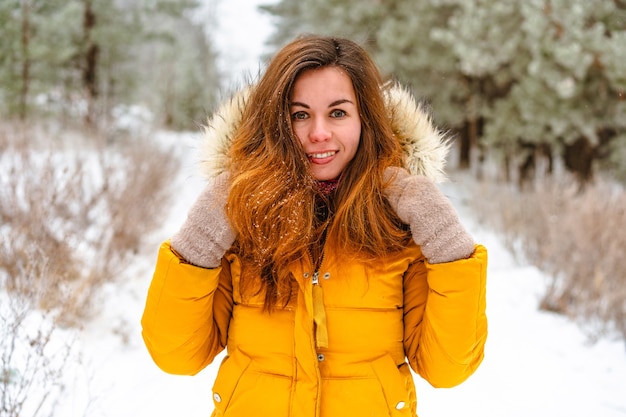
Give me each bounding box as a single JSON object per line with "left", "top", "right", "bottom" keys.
{"left": 384, "top": 167, "right": 475, "bottom": 264}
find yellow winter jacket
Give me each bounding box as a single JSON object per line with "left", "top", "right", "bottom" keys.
{"left": 142, "top": 238, "right": 487, "bottom": 417}
{"left": 142, "top": 82, "right": 487, "bottom": 416}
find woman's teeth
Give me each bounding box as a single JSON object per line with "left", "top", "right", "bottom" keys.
{"left": 309, "top": 151, "right": 336, "bottom": 159}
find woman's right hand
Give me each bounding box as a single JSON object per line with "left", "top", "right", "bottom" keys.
{"left": 170, "top": 172, "right": 236, "bottom": 268}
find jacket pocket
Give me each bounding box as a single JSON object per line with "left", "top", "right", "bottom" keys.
{"left": 211, "top": 349, "right": 252, "bottom": 416}
{"left": 371, "top": 355, "right": 415, "bottom": 416}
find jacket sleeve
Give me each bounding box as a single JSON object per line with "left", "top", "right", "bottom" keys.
{"left": 403, "top": 244, "right": 488, "bottom": 388}
{"left": 141, "top": 240, "right": 234, "bottom": 375}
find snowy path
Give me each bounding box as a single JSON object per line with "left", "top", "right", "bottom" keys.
{"left": 418, "top": 177, "right": 626, "bottom": 416}
{"left": 63, "top": 133, "right": 626, "bottom": 417}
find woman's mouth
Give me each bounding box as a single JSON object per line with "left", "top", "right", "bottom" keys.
{"left": 307, "top": 151, "right": 337, "bottom": 161}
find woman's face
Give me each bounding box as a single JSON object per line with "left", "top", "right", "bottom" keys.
{"left": 290, "top": 67, "right": 362, "bottom": 181}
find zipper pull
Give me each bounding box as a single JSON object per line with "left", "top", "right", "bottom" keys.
{"left": 311, "top": 271, "right": 328, "bottom": 348}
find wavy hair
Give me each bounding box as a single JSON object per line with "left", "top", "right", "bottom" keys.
{"left": 226, "top": 35, "right": 410, "bottom": 309}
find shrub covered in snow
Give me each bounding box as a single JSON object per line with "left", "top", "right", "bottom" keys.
{"left": 0, "top": 121, "right": 180, "bottom": 414}
{"left": 466, "top": 173, "right": 626, "bottom": 344}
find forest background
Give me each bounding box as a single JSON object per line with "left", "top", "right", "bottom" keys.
{"left": 1, "top": 0, "right": 625, "bottom": 416}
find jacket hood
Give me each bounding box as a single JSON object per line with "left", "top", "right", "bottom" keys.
{"left": 199, "top": 83, "right": 450, "bottom": 183}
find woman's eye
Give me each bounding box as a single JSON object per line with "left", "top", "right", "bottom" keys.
{"left": 330, "top": 109, "right": 346, "bottom": 118}
{"left": 292, "top": 111, "right": 308, "bottom": 120}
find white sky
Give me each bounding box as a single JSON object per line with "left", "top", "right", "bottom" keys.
{"left": 210, "top": 0, "right": 277, "bottom": 86}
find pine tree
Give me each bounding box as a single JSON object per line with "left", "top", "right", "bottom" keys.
{"left": 0, "top": 0, "right": 221, "bottom": 131}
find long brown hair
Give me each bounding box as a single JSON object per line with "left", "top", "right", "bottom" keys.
{"left": 226, "top": 35, "right": 409, "bottom": 308}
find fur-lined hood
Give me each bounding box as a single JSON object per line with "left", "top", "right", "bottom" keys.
{"left": 199, "top": 83, "right": 450, "bottom": 183}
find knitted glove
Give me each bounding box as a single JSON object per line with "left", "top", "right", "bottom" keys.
{"left": 384, "top": 167, "right": 474, "bottom": 264}
{"left": 170, "top": 172, "right": 235, "bottom": 268}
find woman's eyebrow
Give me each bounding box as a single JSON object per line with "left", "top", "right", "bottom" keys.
{"left": 289, "top": 99, "right": 354, "bottom": 108}
{"left": 329, "top": 99, "right": 353, "bottom": 107}
{"left": 289, "top": 101, "right": 309, "bottom": 108}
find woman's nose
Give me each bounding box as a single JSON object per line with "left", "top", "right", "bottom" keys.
{"left": 309, "top": 118, "right": 331, "bottom": 142}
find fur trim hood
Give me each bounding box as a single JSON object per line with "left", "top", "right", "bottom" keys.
{"left": 199, "top": 83, "right": 450, "bottom": 183}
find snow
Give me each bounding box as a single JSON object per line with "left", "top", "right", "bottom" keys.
{"left": 11, "top": 1, "right": 626, "bottom": 416}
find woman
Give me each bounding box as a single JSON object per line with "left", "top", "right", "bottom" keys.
{"left": 142, "top": 35, "right": 487, "bottom": 417}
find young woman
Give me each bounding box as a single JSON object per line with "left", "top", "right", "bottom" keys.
{"left": 141, "top": 35, "right": 487, "bottom": 417}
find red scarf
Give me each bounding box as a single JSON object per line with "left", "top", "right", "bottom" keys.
{"left": 315, "top": 179, "right": 339, "bottom": 195}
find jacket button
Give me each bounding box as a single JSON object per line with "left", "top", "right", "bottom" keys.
{"left": 303, "top": 272, "right": 310, "bottom": 278}
{"left": 317, "top": 353, "right": 325, "bottom": 361}
{"left": 395, "top": 401, "right": 405, "bottom": 410}
{"left": 213, "top": 393, "right": 222, "bottom": 403}
{"left": 323, "top": 272, "right": 330, "bottom": 280}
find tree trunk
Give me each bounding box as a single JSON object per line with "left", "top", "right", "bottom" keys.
{"left": 83, "top": 0, "right": 99, "bottom": 127}
{"left": 503, "top": 151, "right": 512, "bottom": 183}
{"left": 516, "top": 141, "right": 555, "bottom": 189}
{"left": 458, "top": 116, "right": 484, "bottom": 171}
{"left": 563, "top": 137, "right": 595, "bottom": 184}
{"left": 539, "top": 142, "right": 554, "bottom": 175}
{"left": 458, "top": 124, "right": 470, "bottom": 170}
{"left": 517, "top": 141, "right": 536, "bottom": 190}
{"left": 19, "top": 0, "right": 31, "bottom": 121}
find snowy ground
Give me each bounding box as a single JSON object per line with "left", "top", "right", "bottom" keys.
{"left": 47, "top": 1, "right": 626, "bottom": 416}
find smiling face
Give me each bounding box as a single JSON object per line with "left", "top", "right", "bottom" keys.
{"left": 290, "top": 67, "right": 362, "bottom": 181}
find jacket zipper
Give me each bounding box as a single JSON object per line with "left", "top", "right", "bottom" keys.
{"left": 309, "top": 228, "right": 326, "bottom": 285}
{"left": 310, "top": 246, "right": 328, "bottom": 349}
{"left": 312, "top": 271, "right": 320, "bottom": 285}
{"left": 310, "top": 204, "right": 329, "bottom": 417}
{"left": 312, "top": 248, "right": 325, "bottom": 284}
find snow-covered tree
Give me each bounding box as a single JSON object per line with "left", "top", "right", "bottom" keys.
{"left": 261, "top": 0, "right": 384, "bottom": 51}
{"left": 135, "top": 0, "right": 221, "bottom": 129}
{"left": 0, "top": 0, "right": 221, "bottom": 131}
{"left": 482, "top": 0, "right": 626, "bottom": 183}
{"left": 0, "top": 0, "right": 78, "bottom": 119}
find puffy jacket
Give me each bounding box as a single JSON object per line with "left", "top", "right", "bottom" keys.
{"left": 141, "top": 83, "right": 488, "bottom": 416}
{"left": 142, "top": 238, "right": 487, "bottom": 416}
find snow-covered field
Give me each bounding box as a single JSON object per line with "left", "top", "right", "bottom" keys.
{"left": 12, "top": 1, "right": 626, "bottom": 416}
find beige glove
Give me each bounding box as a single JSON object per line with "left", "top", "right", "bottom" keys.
{"left": 170, "top": 172, "right": 235, "bottom": 268}
{"left": 384, "top": 167, "right": 474, "bottom": 264}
